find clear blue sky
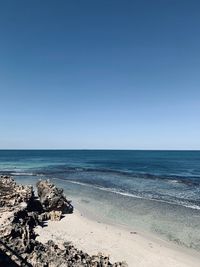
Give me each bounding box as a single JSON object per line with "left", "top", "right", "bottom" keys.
{"left": 0, "top": 0, "right": 200, "bottom": 149}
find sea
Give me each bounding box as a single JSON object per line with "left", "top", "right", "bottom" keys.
{"left": 0, "top": 150, "right": 200, "bottom": 250}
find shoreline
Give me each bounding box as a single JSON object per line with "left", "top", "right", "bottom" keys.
{"left": 36, "top": 207, "right": 200, "bottom": 267}
{"left": 73, "top": 200, "right": 200, "bottom": 254}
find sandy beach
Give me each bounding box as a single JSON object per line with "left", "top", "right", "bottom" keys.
{"left": 36, "top": 209, "right": 200, "bottom": 267}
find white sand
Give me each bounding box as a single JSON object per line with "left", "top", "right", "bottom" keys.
{"left": 35, "top": 210, "right": 200, "bottom": 267}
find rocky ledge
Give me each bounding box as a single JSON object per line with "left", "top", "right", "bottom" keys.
{"left": 0, "top": 175, "right": 128, "bottom": 267}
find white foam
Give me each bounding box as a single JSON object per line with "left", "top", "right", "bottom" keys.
{"left": 11, "top": 172, "right": 34, "bottom": 176}
{"left": 59, "top": 179, "right": 200, "bottom": 211}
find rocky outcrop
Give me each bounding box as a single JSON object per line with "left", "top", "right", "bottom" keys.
{"left": 0, "top": 175, "right": 39, "bottom": 266}
{"left": 0, "top": 175, "right": 128, "bottom": 267}
{"left": 37, "top": 179, "right": 73, "bottom": 215}
{"left": 0, "top": 175, "right": 34, "bottom": 210}
{"left": 27, "top": 240, "right": 127, "bottom": 267}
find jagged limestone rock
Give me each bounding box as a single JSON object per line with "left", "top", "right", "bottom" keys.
{"left": 36, "top": 179, "right": 73, "bottom": 215}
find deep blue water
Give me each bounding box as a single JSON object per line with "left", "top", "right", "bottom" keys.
{"left": 1, "top": 150, "right": 200, "bottom": 249}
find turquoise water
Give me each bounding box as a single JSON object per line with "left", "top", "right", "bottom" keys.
{"left": 1, "top": 150, "right": 200, "bottom": 250}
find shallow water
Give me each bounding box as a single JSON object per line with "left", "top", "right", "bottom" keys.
{"left": 1, "top": 150, "right": 200, "bottom": 250}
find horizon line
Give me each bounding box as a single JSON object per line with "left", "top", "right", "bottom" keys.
{"left": 0, "top": 148, "right": 200, "bottom": 151}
